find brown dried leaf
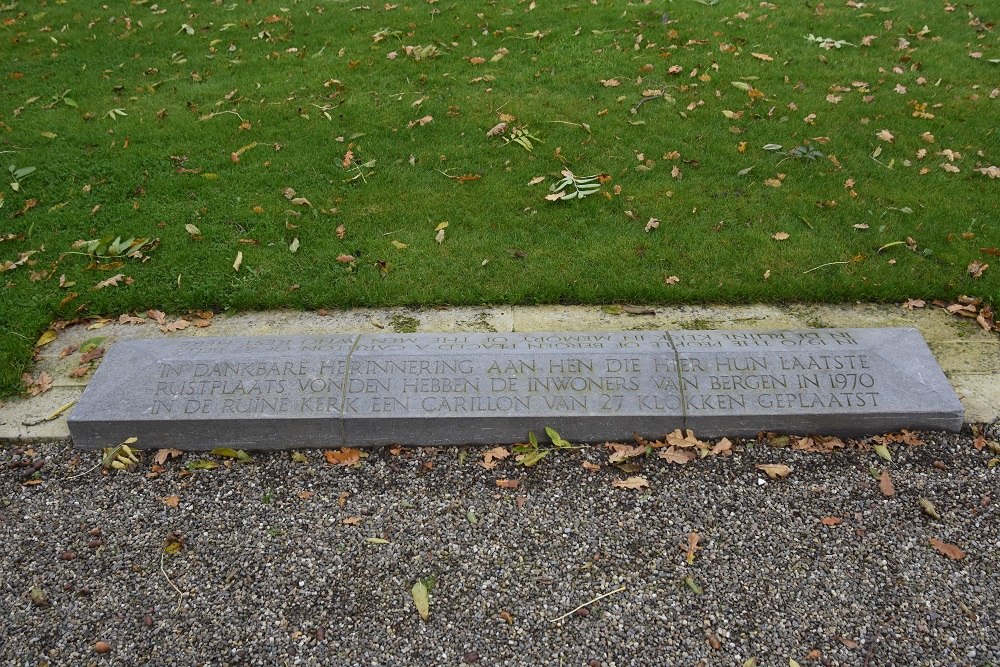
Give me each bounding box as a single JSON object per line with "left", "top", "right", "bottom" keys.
{"left": 162, "top": 495, "right": 180, "bottom": 508}
{"left": 820, "top": 516, "right": 843, "bottom": 526}
{"left": 612, "top": 475, "right": 649, "bottom": 490}
{"left": 93, "top": 273, "right": 126, "bottom": 290}
{"left": 659, "top": 446, "right": 697, "bottom": 464}
{"left": 929, "top": 538, "right": 965, "bottom": 560}
{"left": 324, "top": 448, "right": 362, "bottom": 466}
{"left": 481, "top": 446, "right": 511, "bottom": 469}
{"left": 756, "top": 463, "right": 792, "bottom": 480}
{"left": 147, "top": 309, "right": 167, "bottom": 325}
{"left": 407, "top": 115, "right": 433, "bottom": 128}
{"left": 582, "top": 461, "right": 600, "bottom": 472}
{"left": 879, "top": 470, "right": 896, "bottom": 497}
{"left": 154, "top": 448, "right": 184, "bottom": 465}
{"left": 160, "top": 319, "right": 191, "bottom": 333}
{"left": 495, "top": 479, "right": 519, "bottom": 490}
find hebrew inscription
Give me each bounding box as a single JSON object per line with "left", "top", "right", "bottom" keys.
{"left": 67, "top": 329, "right": 963, "bottom": 450}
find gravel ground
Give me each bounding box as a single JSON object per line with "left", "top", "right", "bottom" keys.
{"left": 2, "top": 430, "right": 997, "bottom": 667}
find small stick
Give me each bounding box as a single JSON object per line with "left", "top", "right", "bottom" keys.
{"left": 548, "top": 586, "right": 626, "bottom": 623}
{"left": 62, "top": 444, "right": 122, "bottom": 482}
{"left": 797, "top": 215, "right": 814, "bottom": 230}
{"left": 160, "top": 551, "right": 187, "bottom": 611}
{"left": 803, "top": 260, "right": 852, "bottom": 274}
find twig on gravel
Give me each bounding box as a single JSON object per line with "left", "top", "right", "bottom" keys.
{"left": 548, "top": 586, "right": 626, "bottom": 623}
{"left": 62, "top": 444, "right": 122, "bottom": 482}
{"left": 161, "top": 551, "right": 188, "bottom": 610}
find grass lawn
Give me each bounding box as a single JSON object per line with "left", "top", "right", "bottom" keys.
{"left": 1, "top": 1, "right": 997, "bottom": 397}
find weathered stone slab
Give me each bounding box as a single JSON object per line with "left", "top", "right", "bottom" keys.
{"left": 67, "top": 328, "right": 963, "bottom": 450}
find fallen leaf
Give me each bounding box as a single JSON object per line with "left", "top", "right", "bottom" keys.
{"left": 967, "top": 261, "right": 988, "bottom": 279}
{"left": 582, "top": 461, "right": 600, "bottom": 472}
{"left": 481, "top": 446, "right": 510, "bottom": 469}
{"left": 162, "top": 495, "right": 180, "bottom": 508}
{"left": 93, "top": 273, "right": 126, "bottom": 290}
{"left": 919, "top": 497, "right": 941, "bottom": 520}
{"left": 411, "top": 580, "right": 430, "bottom": 620}
{"left": 879, "top": 470, "right": 896, "bottom": 496}
{"left": 612, "top": 476, "right": 649, "bottom": 490}
{"left": 342, "top": 516, "right": 362, "bottom": 525}
{"left": 876, "top": 129, "right": 895, "bottom": 142}
{"left": 600, "top": 78, "right": 621, "bottom": 87}
{"left": 233, "top": 251, "right": 243, "bottom": 272}
{"left": 757, "top": 463, "right": 792, "bottom": 480}
{"left": 324, "top": 448, "right": 362, "bottom": 466}
{"left": 685, "top": 532, "right": 700, "bottom": 564}
{"left": 873, "top": 444, "right": 892, "bottom": 461}
{"left": 154, "top": 448, "right": 183, "bottom": 465}
{"left": 486, "top": 122, "right": 507, "bottom": 137}
{"left": 772, "top": 231, "right": 790, "bottom": 241}
{"left": 160, "top": 319, "right": 191, "bottom": 333}
{"left": 820, "top": 516, "right": 843, "bottom": 526}
{"left": 929, "top": 538, "right": 965, "bottom": 560}
{"left": 659, "top": 446, "right": 697, "bottom": 464}
{"left": 644, "top": 218, "right": 660, "bottom": 233}
{"left": 35, "top": 330, "right": 57, "bottom": 347}
{"left": 336, "top": 254, "right": 355, "bottom": 263}
{"left": 335, "top": 224, "right": 346, "bottom": 239}
{"left": 751, "top": 52, "right": 774, "bottom": 61}
{"left": 407, "top": 115, "right": 433, "bottom": 128}
{"left": 495, "top": 479, "right": 519, "bottom": 489}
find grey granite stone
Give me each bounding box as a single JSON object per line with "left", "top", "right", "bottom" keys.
{"left": 67, "top": 328, "right": 963, "bottom": 450}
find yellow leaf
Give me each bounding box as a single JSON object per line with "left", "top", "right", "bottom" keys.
{"left": 411, "top": 581, "right": 430, "bottom": 620}
{"left": 35, "top": 330, "right": 57, "bottom": 347}
{"left": 391, "top": 240, "right": 408, "bottom": 250}
{"left": 233, "top": 251, "right": 243, "bottom": 272}
{"left": 434, "top": 221, "right": 449, "bottom": 231}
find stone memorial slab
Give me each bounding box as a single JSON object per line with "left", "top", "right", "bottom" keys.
{"left": 67, "top": 328, "right": 964, "bottom": 450}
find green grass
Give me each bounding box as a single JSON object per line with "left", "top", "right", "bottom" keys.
{"left": 1, "top": 1, "right": 997, "bottom": 397}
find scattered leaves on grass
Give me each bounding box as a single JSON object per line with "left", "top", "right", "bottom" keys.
{"left": 929, "top": 538, "right": 965, "bottom": 560}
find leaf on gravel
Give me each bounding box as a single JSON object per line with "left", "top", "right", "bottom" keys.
{"left": 684, "top": 576, "right": 703, "bottom": 595}
{"left": 757, "top": 463, "right": 792, "bottom": 480}
{"left": 495, "top": 479, "right": 519, "bottom": 489}
{"left": 873, "top": 443, "right": 892, "bottom": 461}
{"left": 685, "top": 532, "right": 700, "bottom": 564}
{"left": 342, "top": 516, "right": 362, "bottom": 525}
{"left": 582, "top": 461, "right": 600, "bottom": 472}
{"left": 612, "top": 475, "right": 649, "bottom": 490}
{"left": 211, "top": 447, "right": 252, "bottom": 462}
{"left": 919, "top": 497, "right": 941, "bottom": 520}
{"left": 185, "top": 460, "right": 219, "bottom": 470}
{"left": 481, "top": 446, "right": 510, "bottom": 469}
{"left": 879, "top": 470, "right": 896, "bottom": 497}
{"left": 154, "top": 448, "right": 183, "bottom": 465}
{"left": 162, "top": 495, "right": 180, "bottom": 508}
{"left": 820, "top": 516, "right": 843, "bottom": 526}
{"left": 929, "top": 538, "right": 965, "bottom": 560}
{"left": 743, "top": 659, "right": 758, "bottom": 667}
{"left": 366, "top": 537, "right": 390, "bottom": 544}
{"left": 411, "top": 580, "right": 430, "bottom": 621}
{"left": 665, "top": 429, "right": 705, "bottom": 448}
{"left": 659, "top": 446, "right": 696, "bottom": 464}
{"left": 163, "top": 532, "right": 185, "bottom": 555}
{"left": 324, "top": 448, "right": 363, "bottom": 466}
